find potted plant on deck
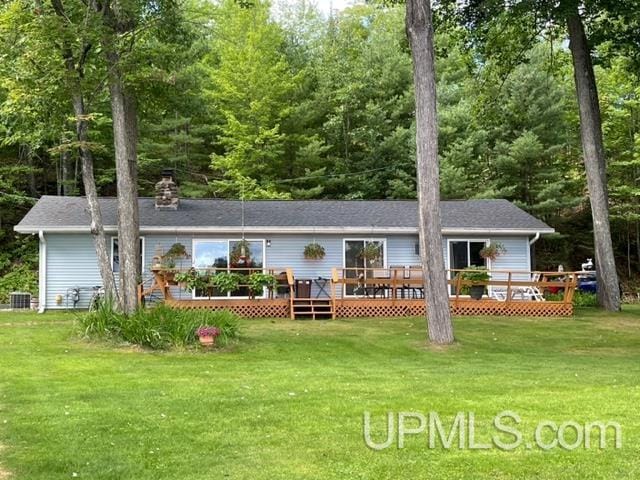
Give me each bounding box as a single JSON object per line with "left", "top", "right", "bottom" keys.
{"left": 175, "top": 268, "right": 207, "bottom": 292}
{"left": 247, "top": 272, "right": 277, "bottom": 298}
{"left": 160, "top": 243, "right": 189, "bottom": 283}
{"left": 196, "top": 326, "right": 221, "bottom": 346}
{"left": 457, "top": 267, "right": 491, "bottom": 300}
{"left": 210, "top": 272, "right": 244, "bottom": 296}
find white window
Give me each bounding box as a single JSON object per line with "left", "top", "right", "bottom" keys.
{"left": 192, "top": 239, "right": 265, "bottom": 299}
{"left": 111, "top": 237, "right": 145, "bottom": 273}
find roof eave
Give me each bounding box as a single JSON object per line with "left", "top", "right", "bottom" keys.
{"left": 15, "top": 225, "right": 555, "bottom": 235}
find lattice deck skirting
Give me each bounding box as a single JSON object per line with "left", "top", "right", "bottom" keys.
{"left": 450, "top": 299, "right": 573, "bottom": 317}
{"left": 164, "top": 298, "right": 572, "bottom": 318}
{"left": 335, "top": 299, "right": 425, "bottom": 318}
{"left": 165, "top": 299, "right": 290, "bottom": 318}
{"left": 335, "top": 299, "right": 573, "bottom": 318}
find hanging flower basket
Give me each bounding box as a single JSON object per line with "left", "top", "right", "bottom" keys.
{"left": 230, "top": 240, "right": 252, "bottom": 267}
{"left": 479, "top": 242, "right": 507, "bottom": 261}
{"left": 359, "top": 243, "right": 382, "bottom": 262}
{"left": 303, "top": 242, "right": 326, "bottom": 260}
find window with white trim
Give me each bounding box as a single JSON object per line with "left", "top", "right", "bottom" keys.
{"left": 192, "top": 239, "right": 265, "bottom": 299}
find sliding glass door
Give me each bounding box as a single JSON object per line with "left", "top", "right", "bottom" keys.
{"left": 344, "top": 239, "right": 385, "bottom": 296}
{"left": 448, "top": 239, "right": 488, "bottom": 294}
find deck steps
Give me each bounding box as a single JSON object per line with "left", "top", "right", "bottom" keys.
{"left": 292, "top": 298, "right": 334, "bottom": 320}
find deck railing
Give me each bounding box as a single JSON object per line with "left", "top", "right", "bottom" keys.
{"left": 143, "top": 266, "right": 578, "bottom": 318}
{"left": 148, "top": 266, "right": 295, "bottom": 301}
{"left": 330, "top": 267, "right": 577, "bottom": 305}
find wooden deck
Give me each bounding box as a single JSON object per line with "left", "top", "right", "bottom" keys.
{"left": 141, "top": 267, "right": 577, "bottom": 319}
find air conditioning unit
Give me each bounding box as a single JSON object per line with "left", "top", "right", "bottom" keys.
{"left": 10, "top": 292, "right": 31, "bottom": 310}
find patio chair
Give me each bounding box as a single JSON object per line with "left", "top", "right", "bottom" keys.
{"left": 522, "top": 272, "right": 545, "bottom": 301}
{"left": 371, "top": 268, "right": 390, "bottom": 298}
{"left": 407, "top": 266, "right": 424, "bottom": 299}
{"left": 490, "top": 288, "right": 509, "bottom": 302}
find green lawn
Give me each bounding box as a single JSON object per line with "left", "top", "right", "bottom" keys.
{"left": 0, "top": 308, "right": 639, "bottom": 479}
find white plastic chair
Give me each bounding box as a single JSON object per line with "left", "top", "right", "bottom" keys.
{"left": 522, "top": 272, "right": 545, "bottom": 301}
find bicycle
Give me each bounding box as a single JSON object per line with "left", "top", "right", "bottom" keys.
{"left": 88, "top": 286, "right": 105, "bottom": 311}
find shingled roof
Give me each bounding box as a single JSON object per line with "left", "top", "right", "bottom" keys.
{"left": 15, "top": 196, "right": 553, "bottom": 234}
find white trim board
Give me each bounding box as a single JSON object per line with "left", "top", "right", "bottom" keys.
{"left": 15, "top": 225, "right": 555, "bottom": 235}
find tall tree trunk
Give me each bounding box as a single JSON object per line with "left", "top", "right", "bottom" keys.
{"left": 636, "top": 221, "right": 640, "bottom": 272}
{"left": 71, "top": 93, "right": 120, "bottom": 304}
{"left": 406, "top": 0, "right": 454, "bottom": 344}
{"left": 61, "top": 150, "right": 74, "bottom": 196}
{"left": 49, "top": 0, "right": 118, "bottom": 303}
{"left": 105, "top": 46, "right": 140, "bottom": 314}
{"left": 627, "top": 222, "right": 631, "bottom": 279}
{"left": 22, "top": 145, "right": 38, "bottom": 197}
{"left": 567, "top": 9, "right": 621, "bottom": 311}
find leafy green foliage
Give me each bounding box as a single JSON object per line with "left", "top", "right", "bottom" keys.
{"left": 0, "top": 235, "right": 37, "bottom": 303}
{"left": 456, "top": 267, "right": 491, "bottom": 284}
{"left": 80, "top": 302, "right": 240, "bottom": 350}
{"left": 209, "top": 272, "right": 244, "bottom": 295}
{"left": 247, "top": 272, "right": 277, "bottom": 295}
{"left": 546, "top": 291, "right": 598, "bottom": 307}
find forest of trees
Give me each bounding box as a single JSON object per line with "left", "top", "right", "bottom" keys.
{"left": 1, "top": 0, "right": 639, "bottom": 302}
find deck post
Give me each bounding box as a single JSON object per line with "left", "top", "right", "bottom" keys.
{"left": 286, "top": 268, "right": 295, "bottom": 320}
{"left": 454, "top": 272, "right": 461, "bottom": 309}
{"left": 331, "top": 268, "right": 338, "bottom": 320}
{"left": 391, "top": 267, "right": 397, "bottom": 304}
{"left": 506, "top": 271, "right": 512, "bottom": 305}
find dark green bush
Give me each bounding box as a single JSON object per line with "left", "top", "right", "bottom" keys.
{"left": 544, "top": 291, "right": 597, "bottom": 307}
{"left": 0, "top": 263, "right": 38, "bottom": 304}
{"left": 573, "top": 291, "right": 598, "bottom": 307}
{"left": 80, "top": 302, "right": 240, "bottom": 350}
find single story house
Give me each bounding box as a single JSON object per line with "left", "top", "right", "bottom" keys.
{"left": 15, "top": 173, "right": 556, "bottom": 315}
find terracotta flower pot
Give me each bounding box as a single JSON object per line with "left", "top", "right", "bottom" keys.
{"left": 198, "top": 335, "right": 216, "bottom": 346}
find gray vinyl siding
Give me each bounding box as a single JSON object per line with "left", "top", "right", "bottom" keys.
{"left": 45, "top": 234, "right": 103, "bottom": 309}
{"left": 41, "top": 232, "right": 532, "bottom": 309}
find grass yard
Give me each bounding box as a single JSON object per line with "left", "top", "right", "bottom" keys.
{"left": 0, "top": 308, "right": 639, "bottom": 479}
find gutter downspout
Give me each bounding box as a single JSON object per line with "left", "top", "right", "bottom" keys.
{"left": 38, "top": 230, "right": 46, "bottom": 313}
{"left": 529, "top": 231, "right": 541, "bottom": 245}
{"left": 529, "top": 232, "right": 541, "bottom": 272}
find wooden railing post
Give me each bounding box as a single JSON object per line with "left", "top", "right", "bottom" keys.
{"left": 391, "top": 267, "right": 397, "bottom": 303}
{"left": 331, "top": 268, "right": 339, "bottom": 319}
{"left": 286, "top": 268, "right": 295, "bottom": 320}
{"left": 506, "top": 271, "right": 512, "bottom": 305}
